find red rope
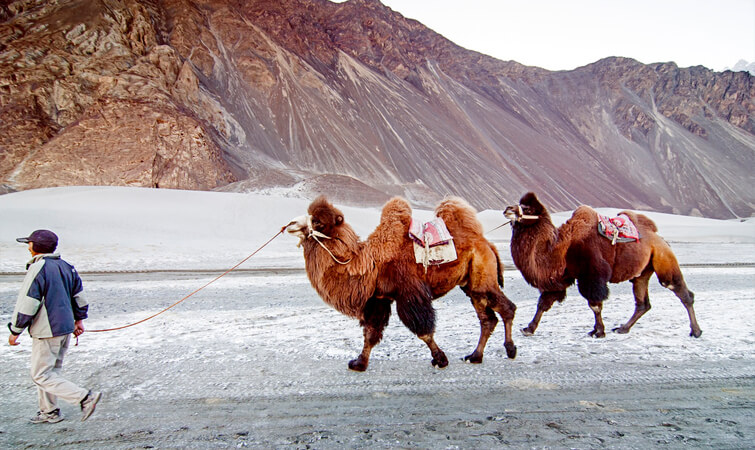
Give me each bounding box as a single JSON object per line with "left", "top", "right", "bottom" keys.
{"left": 85, "top": 226, "right": 287, "bottom": 334}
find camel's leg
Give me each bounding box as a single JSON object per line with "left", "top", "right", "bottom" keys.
{"left": 463, "top": 248, "right": 516, "bottom": 359}
{"left": 419, "top": 334, "right": 449, "bottom": 369}
{"left": 614, "top": 268, "right": 653, "bottom": 334}
{"left": 463, "top": 294, "right": 498, "bottom": 364}
{"left": 350, "top": 297, "right": 391, "bottom": 372}
{"left": 677, "top": 288, "right": 702, "bottom": 338}
{"left": 654, "top": 246, "right": 702, "bottom": 337}
{"left": 577, "top": 265, "right": 610, "bottom": 338}
{"left": 663, "top": 279, "right": 702, "bottom": 338}
{"left": 587, "top": 300, "right": 606, "bottom": 338}
{"left": 490, "top": 291, "right": 517, "bottom": 359}
{"left": 522, "top": 290, "right": 565, "bottom": 336}
{"left": 396, "top": 296, "right": 448, "bottom": 368}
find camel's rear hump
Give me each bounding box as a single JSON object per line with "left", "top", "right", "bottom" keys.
{"left": 435, "top": 196, "right": 484, "bottom": 237}
{"left": 620, "top": 210, "right": 658, "bottom": 234}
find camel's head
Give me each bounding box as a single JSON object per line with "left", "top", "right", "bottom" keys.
{"left": 504, "top": 192, "right": 544, "bottom": 224}
{"left": 286, "top": 196, "right": 345, "bottom": 246}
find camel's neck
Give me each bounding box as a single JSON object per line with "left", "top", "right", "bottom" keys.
{"left": 511, "top": 218, "right": 566, "bottom": 287}
{"left": 302, "top": 237, "right": 376, "bottom": 320}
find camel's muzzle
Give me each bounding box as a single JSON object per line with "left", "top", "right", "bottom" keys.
{"left": 504, "top": 205, "right": 539, "bottom": 222}
{"left": 503, "top": 205, "right": 519, "bottom": 221}
{"left": 286, "top": 214, "right": 310, "bottom": 247}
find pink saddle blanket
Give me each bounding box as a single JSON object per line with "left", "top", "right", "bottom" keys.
{"left": 409, "top": 217, "right": 457, "bottom": 270}
{"left": 409, "top": 217, "right": 453, "bottom": 247}
{"left": 597, "top": 213, "right": 640, "bottom": 244}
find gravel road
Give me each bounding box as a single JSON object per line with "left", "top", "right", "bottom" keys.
{"left": 1, "top": 265, "right": 753, "bottom": 449}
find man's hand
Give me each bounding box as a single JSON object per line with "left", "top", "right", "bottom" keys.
{"left": 73, "top": 320, "right": 85, "bottom": 337}
{"left": 8, "top": 334, "right": 19, "bottom": 346}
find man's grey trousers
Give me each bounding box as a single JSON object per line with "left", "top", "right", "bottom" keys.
{"left": 31, "top": 334, "right": 88, "bottom": 413}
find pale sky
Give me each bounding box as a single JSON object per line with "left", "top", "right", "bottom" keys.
{"left": 338, "top": 0, "right": 755, "bottom": 72}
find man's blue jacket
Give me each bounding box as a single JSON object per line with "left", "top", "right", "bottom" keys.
{"left": 8, "top": 254, "right": 87, "bottom": 338}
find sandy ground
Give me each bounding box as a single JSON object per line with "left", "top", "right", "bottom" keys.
{"left": 1, "top": 264, "right": 753, "bottom": 449}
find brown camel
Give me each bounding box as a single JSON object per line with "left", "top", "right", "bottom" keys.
{"left": 504, "top": 192, "right": 702, "bottom": 338}
{"left": 286, "top": 195, "right": 517, "bottom": 371}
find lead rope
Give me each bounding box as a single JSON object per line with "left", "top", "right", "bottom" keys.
{"left": 485, "top": 219, "right": 512, "bottom": 234}
{"left": 79, "top": 225, "right": 289, "bottom": 341}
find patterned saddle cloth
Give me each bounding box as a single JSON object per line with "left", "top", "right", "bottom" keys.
{"left": 409, "top": 217, "right": 457, "bottom": 270}
{"left": 597, "top": 213, "right": 640, "bottom": 244}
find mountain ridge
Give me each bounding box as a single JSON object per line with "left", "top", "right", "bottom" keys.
{"left": 0, "top": 0, "right": 752, "bottom": 218}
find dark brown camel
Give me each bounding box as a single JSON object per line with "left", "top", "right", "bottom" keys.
{"left": 504, "top": 192, "right": 702, "bottom": 338}
{"left": 287, "top": 195, "right": 517, "bottom": 371}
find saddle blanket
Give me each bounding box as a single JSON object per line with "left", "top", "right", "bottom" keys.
{"left": 409, "top": 217, "right": 457, "bottom": 269}
{"left": 597, "top": 213, "right": 640, "bottom": 244}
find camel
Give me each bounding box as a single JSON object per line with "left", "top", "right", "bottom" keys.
{"left": 286, "top": 195, "right": 517, "bottom": 371}
{"left": 504, "top": 192, "right": 702, "bottom": 339}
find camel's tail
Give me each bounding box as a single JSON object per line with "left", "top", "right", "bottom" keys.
{"left": 490, "top": 242, "right": 504, "bottom": 288}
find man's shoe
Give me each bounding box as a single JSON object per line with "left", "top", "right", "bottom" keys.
{"left": 80, "top": 391, "right": 102, "bottom": 421}
{"left": 30, "top": 409, "right": 64, "bottom": 424}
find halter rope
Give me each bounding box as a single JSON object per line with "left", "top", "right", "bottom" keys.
{"left": 307, "top": 215, "right": 352, "bottom": 265}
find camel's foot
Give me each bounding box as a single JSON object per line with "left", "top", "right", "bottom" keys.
{"left": 348, "top": 356, "right": 368, "bottom": 372}
{"left": 521, "top": 326, "right": 535, "bottom": 336}
{"left": 612, "top": 325, "right": 630, "bottom": 334}
{"left": 432, "top": 351, "right": 449, "bottom": 369}
{"left": 463, "top": 352, "right": 483, "bottom": 364}
{"left": 504, "top": 342, "right": 517, "bottom": 359}
{"left": 690, "top": 328, "right": 702, "bottom": 338}
{"left": 588, "top": 329, "right": 606, "bottom": 338}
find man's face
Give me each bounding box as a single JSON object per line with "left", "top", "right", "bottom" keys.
{"left": 27, "top": 242, "right": 34, "bottom": 255}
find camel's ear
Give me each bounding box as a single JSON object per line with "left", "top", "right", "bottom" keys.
{"left": 335, "top": 215, "right": 343, "bottom": 226}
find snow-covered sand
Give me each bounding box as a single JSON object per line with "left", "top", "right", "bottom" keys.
{"left": 1, "top": 187, "right": 753, "bottom": 448}
{"left": 1, "top": 186, "right": 753, "bottom": 273}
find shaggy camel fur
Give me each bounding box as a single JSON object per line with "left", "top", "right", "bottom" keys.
{"left": 287, "top": 195, "right": 517, "bottom": 371}
{"left": 504, "top": 192, "right": 702, "bottom": 338}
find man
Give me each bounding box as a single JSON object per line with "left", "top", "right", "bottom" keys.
{"left": 8, "top": 229, "right": 102, "bottom": 423}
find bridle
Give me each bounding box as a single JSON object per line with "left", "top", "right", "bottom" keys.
{"left": 505, "top": 204, "right": 540, "bottom": 222}
{"left": 305, "top": 215, "right": 352, "bottom": 265}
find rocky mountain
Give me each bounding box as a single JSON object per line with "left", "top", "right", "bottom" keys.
{"left": 1, "top": 0, "right": 753, "bottom": 219}
{"left": 727, "top": 60, "right": 755, "bottom": 77}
